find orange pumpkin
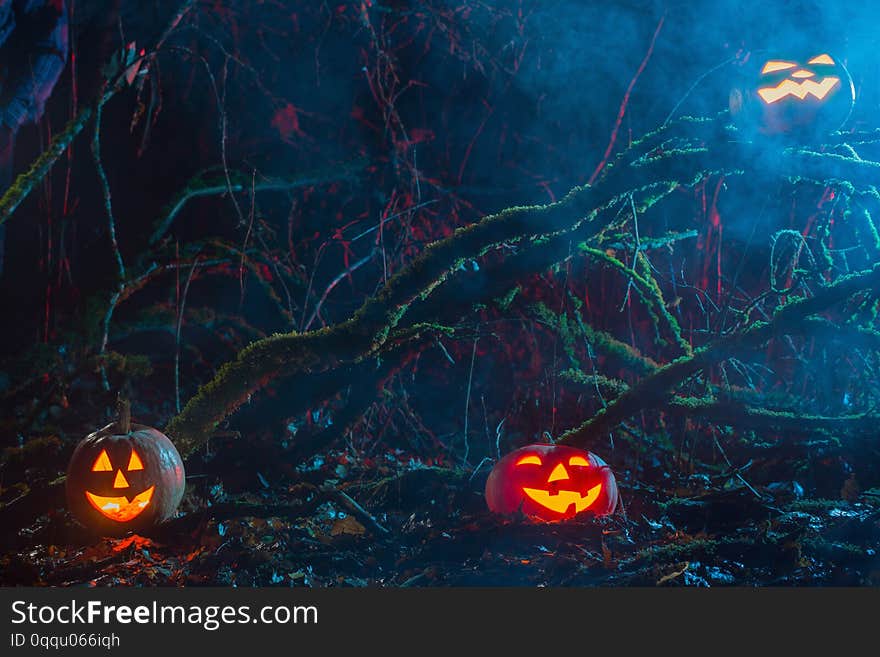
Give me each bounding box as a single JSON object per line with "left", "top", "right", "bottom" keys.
{"left": 485, "top": 444, "right": 618, "bottom": 521}
{"left": 66, "top": 422, "right": 185, "bottom": 535}
{"left": 729, "top": 51, "right": 855, "bottom": 139}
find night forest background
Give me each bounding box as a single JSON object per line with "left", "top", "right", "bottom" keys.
{"left": 2, "top": 0, "right": 880, "bottom": 586}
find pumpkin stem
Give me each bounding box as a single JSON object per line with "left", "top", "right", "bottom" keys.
{"left": 117, "top": 395, "right": 132, "bottom": 434}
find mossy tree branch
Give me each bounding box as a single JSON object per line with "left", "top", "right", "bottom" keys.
{"left": 581, "top": 245, "right": 690, "bottom": 355}
{"left": 147, "top": 161, "right": 366, "bottom": 246}
{"left": 666, "top": 398, "right": 880, "bottom": 438}
{"left": 0, "top": 107, "right": 95, "bottom": 226}
{"left": 557, "top": 264, "right": 880, "bottom": 447}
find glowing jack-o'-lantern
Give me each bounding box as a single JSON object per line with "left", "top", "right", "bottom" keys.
{"left": 729, "top": 51, "right": 854, "bottom": 139}
{"left": 66, "top": 418, "right": 185, "bottom": 535}
{"left": 485, "top": 444, "right": 618, "bottom": 522}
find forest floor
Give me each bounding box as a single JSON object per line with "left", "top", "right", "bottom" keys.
{"left": 2, "top": 405, "right": 879, "bottom": 587}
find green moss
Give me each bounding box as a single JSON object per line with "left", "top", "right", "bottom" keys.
{"left": 559, "top": 369, "right": 629, "bottom": 395}
{"left": 847, "top": 205, "right": 880, "bottom": 258}
{"left": 578, "top": 245, "right": 690, "bottom": 355}
{"left": 631, "top": 537, "right": 720, "bottom": 563}
{"left": 787, "top": 499, "right": 853, "bottom": 513}
{"left": 803, "top": 538, "right": 871, "bottom": 560}
{"left": 532, "top": 302, "right": 583, "bottom": 370}
{"left": 494, "top": 286, "right": 520, "bottom": 311}
{"left": 0, "top": 106, "right": 95, "bottom": 225}
{"left": 636, "top": 181, "right": 679, "bottom": 213}
{"left": 94, "top": 352, "right": 154, "bottom": 379}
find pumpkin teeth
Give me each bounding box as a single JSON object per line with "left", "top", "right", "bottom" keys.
{"left": 522, "top": 483, "right": 602, "bottom": 514}
{"left": 85, "top": 485, "right": 155, "bottom": 522}
{"left": 757, "top": 77, "right": 840, "bottom": 104}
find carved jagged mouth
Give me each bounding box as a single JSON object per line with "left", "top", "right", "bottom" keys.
{"left": 85, "top": 485, "right": 155, "bottom": 522}
{"left": 758, "top": 77, "right": 840, "bottom": 104}
{"left": 522, "top": 483, "right": 602, "bottom": 514}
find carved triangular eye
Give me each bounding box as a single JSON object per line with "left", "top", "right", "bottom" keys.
{"left": 515, "top": 454, "right": 542, "bottom": 466}
{"left": 569, "top": 455, "right": 590, "bottom": 467}
{"left": 762, "top": 61, "right": 797, "bottom": 74}
{"left": 808, "top": 54, "right": 834, "bottom": 65}
{"left": 92, "top": 449, "right": 113, "bottom": 472}
{"left": 127, "top": 450, "right": 144, "bottom": 471}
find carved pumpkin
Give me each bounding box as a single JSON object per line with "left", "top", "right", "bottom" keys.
{"left": 485, "top": 444, "right": 618, "bottom": 522}
{"left": 66, "top": 421, "right": 185, "bottom": 534}
{"left": 729, "top": 51, "right": 855, "bottom": 139}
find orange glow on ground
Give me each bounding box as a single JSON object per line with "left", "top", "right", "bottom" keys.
{"left": 522, "top": 483, "right": 602, "bottom": 514}
{"left": 85, "top": 485, "right": 155, "bottom": 522}
{"left": 758, "top": 77, "right": 840, "bottom": 104}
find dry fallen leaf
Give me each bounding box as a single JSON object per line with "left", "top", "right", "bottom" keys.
{"left": 656, "top": 562, "right": 690, "bottom": 586}
{"left": 330, "top": 516, "right": 366, "bottom": 537}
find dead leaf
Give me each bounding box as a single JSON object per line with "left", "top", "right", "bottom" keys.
{"left": 330, "top": 516, "right": 366, "bottom": 537}
{"left": 601, "top": 540, "right": 615, "bottom": 569}
{"left": 841, "top": 474, "right": 860, "bottom": 502}
{"left": 656, "top": 562, "right": 690, "bottom": 586}
{"left": 110, "top": 535, "right": 156, "bottom": 553}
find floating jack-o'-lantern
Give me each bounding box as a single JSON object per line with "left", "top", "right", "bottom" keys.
{"left": 729, "top": 51, "right": 855, "bottom": 140}
{"left": 485, "top": 444, "right": 618, "bottom": 522}
{"left": 66, "top": 400, "right": 185, "bottom": 535}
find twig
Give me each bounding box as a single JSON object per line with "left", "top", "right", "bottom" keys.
{"left": 303, "top": 251, "right": 374, "bottom": 332}
{"left": 238, "top": 170, "right": 257, "bottom": 306}
{"left": 218, "top": 56, "right": 246, "bottom": 229}
{"left": 98, "top": 257, "right": 228, "bottom": 390}
{"left": 175, "top": 254, "right": 201, "bottom": 413}
{"left": 588, "top": 14, "right": 665, "bottom": 184}
{"left": 582, "top": 245, "right": 689, "bottom": 354}
{"left": 147, "top": 172, "right": 363, "bottom": 246}
{"left": 320, "top": 484, "right": 389, "bottom": 536}
{"left": 91, "top": 94, "right": 125, "bottom": 281}
{"left": 707, "top": 427, "right": 764, "bottom": 500}
{"left": 461, "top": 336, "right": 478, "bottom": 466}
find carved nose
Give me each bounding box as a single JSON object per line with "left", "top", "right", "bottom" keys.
{"left": 113, "top": 469, "right": 130, "bottom": 489}
{"left": 547, "top": 463, "right": 569, "bottom": 483}
{"left": 791, "top": 69, "right": 815, "bottom": 79}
